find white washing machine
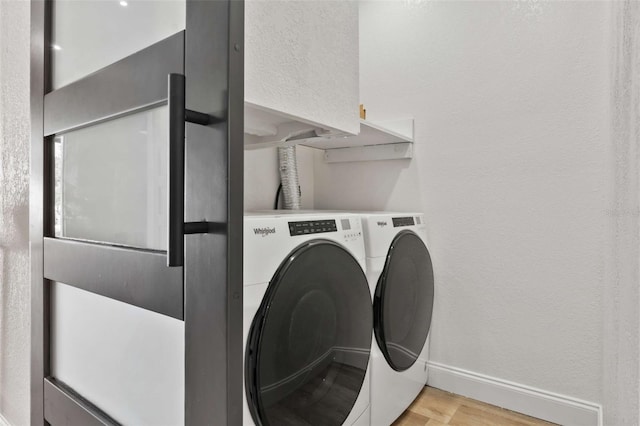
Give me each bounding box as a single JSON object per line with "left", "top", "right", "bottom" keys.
{"left": 243, "top": 212, "right": 372, "bottom": 426}
{"left": 360, "top": 212, "right": 435, "bottom": 426}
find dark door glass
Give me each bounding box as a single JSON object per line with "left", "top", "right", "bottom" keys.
{"left": 246, "top": 240, "right": 372, "bottom": 426}
{"left": 374, "top": 230, "right": 434, "bottom": 372}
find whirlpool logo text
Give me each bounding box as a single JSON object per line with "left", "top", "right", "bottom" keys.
{"left": 253, "top": 227, "right": 276, "bottom": 237}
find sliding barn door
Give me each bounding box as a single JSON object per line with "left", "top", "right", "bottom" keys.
{"left": 30, "top": 0, "right": 243, "bottom": 424}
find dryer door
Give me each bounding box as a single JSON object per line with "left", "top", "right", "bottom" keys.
{"left": 246, "top": 239, "right": 372, "bottom": 426}
{"left": 374, "top": 230, "right": 434, "bottom": 372}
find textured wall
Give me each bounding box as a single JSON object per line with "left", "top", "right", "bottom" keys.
{"left": 316, "top": 0, "right": 609, "bottom": 405}
{"left": 0, "top": 0, "right": 31, "bottom": 425}
{"left": 604, "top": 1, "right": 640, "bottom": 424}
{"left": 245, "top": 0, "right": 360, "bottom": 135}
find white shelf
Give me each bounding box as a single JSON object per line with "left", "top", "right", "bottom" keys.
{"left": 323, "top": 142, "right": 413, "bottom": 163}
{"left": 308, "top": 119, "right": 414, "bottom": 150}
{"left": 244, "top": 102, "right": 353, "bottom": 150}
{"left": 244, "top": 106, "right": 414, "bottom": 162}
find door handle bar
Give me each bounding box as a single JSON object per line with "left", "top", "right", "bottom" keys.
{"left": 167, "top": 73, "right": 223, "bottom": 267}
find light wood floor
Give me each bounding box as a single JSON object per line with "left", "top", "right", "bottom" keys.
{"left": 393, "top": 387, "right": 556, "bottom": 426}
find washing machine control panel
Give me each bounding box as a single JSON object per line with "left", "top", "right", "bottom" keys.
{"left": 288, "top": 220, "right": 337, "bottom": 236}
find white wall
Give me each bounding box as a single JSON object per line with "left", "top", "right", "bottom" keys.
{"left": 245, "top": 0, "right": 360, "bottom": 135}
{"left": 316, "top": 0, "right": 610, "bottom": 417}
{"left": 605, "top": 2, "right": 640, "bottom": 424}
{"left": 0, "top": 1, "right": 31, "bottom": 425}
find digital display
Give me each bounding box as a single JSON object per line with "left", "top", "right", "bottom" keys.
{"left": 341, "top": 219, "right": 351, "bottom": 230}
{"left": 289, "top": 220, "right": 337, "bottom": 236}
{"left": 392, "top": 217, "right": 415, "bottom": 227}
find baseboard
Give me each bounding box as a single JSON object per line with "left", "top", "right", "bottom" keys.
{"left": 427, "top": 361, "right": 602, "bottom": 426}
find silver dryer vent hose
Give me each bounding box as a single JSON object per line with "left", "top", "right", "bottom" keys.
{"left": 278, "top": 146, "right": 301, "bottom": 210}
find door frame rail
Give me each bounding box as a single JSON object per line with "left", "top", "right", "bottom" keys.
{"left": 43, "top": 31, "right": 185, "bottom": 137}
{"left": 43, "top": 237, "right": 184, "bottom": 320}
{"left": 44, "top": 378, "right": 119, "bottom": 426}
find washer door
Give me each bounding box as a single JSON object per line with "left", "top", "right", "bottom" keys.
{"left": 374, "top": 230, "right": 434, "bottom": 372}
{"left": 246, "top": 239, "right": 372, "bottom": 426}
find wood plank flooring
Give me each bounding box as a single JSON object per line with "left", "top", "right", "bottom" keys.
{"left": 393, "top": 387, "right": 556, "bottom": 426}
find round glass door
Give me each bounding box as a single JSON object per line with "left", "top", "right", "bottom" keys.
{"left": 246, "top": 240, "right": 372, "bottom": 426}
{"left": 374, "top": 230, "right": 434, "bottom": 372}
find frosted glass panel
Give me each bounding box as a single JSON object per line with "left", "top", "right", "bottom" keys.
{"left": 52, "top": 0, "right": 185, "bottom": 89}
{"left": 54, "top": 106, "right": 168, "bottom": 250}
{"left": 51, "top": 282, "right": 184, "bottom": 425}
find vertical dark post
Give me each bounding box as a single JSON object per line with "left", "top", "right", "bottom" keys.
{"left": 167, "top": 73, "right": 186, "bottom": 267}
{"left": 30, "top": 0, "right": 50, "bottom": 425}
{"left": 226, "top": 0, "right": 245, "bottom": 422}
{"left": 184, "top": 0, "right": 243, "bottom": 424}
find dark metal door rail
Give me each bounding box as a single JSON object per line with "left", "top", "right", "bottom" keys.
{"left": 31, "top": 1, "right": 244, "bottom": 425}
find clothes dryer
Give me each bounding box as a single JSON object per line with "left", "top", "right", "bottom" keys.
{"left": 359, "top": 212, "right": 434, "bottom": 426}
{"left": 243, "top": 212, "right": 372, "bottom": 426}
